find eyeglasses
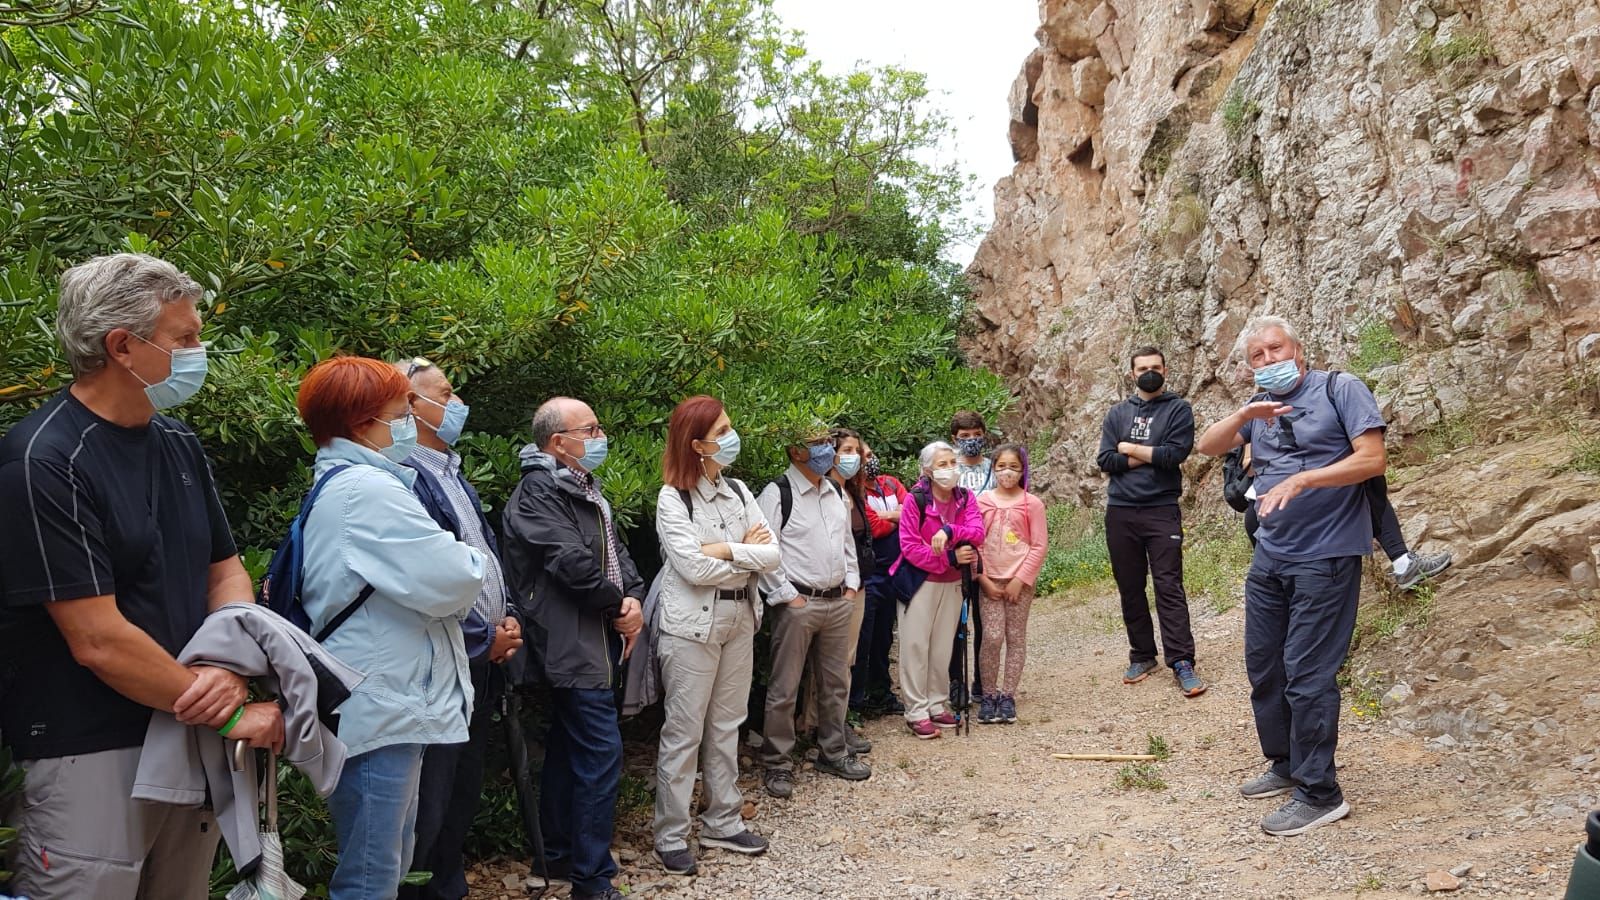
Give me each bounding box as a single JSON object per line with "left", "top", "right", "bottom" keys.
{"left": 404, "top": 357, "right": 435, "bottom": 379}
{"left": 558, "top": 424, "right": 605, "bottom": 439}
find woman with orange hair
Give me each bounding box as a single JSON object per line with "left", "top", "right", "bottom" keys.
{"left": 295, "top": 356, "right": 486, "bottom": 900}
{"left": 649, "top": 396, "right": 780, "bottom": 875}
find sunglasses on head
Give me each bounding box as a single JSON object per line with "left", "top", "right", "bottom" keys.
{"left": 404, "top": 357, "right": 435, "bottom": 379}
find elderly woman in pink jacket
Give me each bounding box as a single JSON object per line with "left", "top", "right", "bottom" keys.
{"left": 890, "top": 441, "right": 987, "bottom": 740}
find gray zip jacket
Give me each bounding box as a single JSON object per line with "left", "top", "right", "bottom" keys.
{"left": 132, "top": 603, "right": 365, "bottom": 878}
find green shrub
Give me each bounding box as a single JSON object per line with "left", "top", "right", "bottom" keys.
{"left": 1183, "top": 514, "right": 1254, "bottom": 614}
{"left": 1036, "top": 505, "right": 1114, "bottom": 595}
{"left": 1349, "top": 319, "right": 1403, "bottom": 376}
{"left": 0, "top": 746, "right": 23, "bottom": 887}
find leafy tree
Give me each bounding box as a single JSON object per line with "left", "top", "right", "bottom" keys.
{"left": 1, "top": 0, "right": 1006, "bottom": 882}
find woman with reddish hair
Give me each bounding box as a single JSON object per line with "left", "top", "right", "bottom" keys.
{"left": 650, "top": 395, "right": 780, "bottom": 875}
{"left": 295, "top": 356, "right": 486, "bottom": 900}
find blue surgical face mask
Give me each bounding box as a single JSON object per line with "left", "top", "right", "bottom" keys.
{"left": 805, "top": 442, "right": 836, "bottom": 476}
{"left": 836, "top": 453, "right": 861, "bottom": 478}
{"left": 376, "top": 413, "right": 418, "bottom": 463}
{"left": 1252, "top": 358, "right": 1302, "bottom": 394}
{"left": 419, "top": 395, "right": 470, "bottom": 446}
{"left": 574, "top": 435, "right": 609, "bottom": 472}
{"left": 709, "top": 429, "right": 741, "bottom": 467}
{"left": 131, "top": 334, "right": 208, "bottom": 410}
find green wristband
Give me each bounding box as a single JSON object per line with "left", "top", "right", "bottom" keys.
{"left": 217, "top": 704, "right": 246, "bottom": 737}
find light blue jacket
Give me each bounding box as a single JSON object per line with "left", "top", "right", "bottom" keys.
{"left": 301, "top": 438, "right": 485, "bottom": 756}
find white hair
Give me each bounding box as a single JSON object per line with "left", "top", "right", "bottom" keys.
{"left": 918, "top": 440, "right": 956, "bottom": 474}
{"left": 1239, "top": 315, "right": 1300, "bottom": 351}
{"left": 56, "top": 253, "right": 202, "bottom": 376}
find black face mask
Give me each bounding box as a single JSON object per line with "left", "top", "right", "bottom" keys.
{"left": 1137, "top": 370, "right": 1165, "bottom": 393}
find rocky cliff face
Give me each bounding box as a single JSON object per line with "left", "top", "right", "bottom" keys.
{"left": 969, "top": 0, "right": 1600, "bottom": 502}
{"left": 967, "top": 0, "right": 1600, "bottom": 819}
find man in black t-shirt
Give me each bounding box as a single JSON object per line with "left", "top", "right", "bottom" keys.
{"left": 0, "top": 254, "right": 283, "bottom": 900}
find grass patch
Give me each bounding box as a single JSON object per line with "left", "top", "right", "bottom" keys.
{"left": 1183, "top": 514, "right": 1254, "bottom": 614}
{"left": 1412, "top": 29, "right": 1496, "bottom": 71}
{"left": 1415, "top": 408, "right": 1491, "bottom": 459}
{"left": 1560, "top": 606, "right": 1598, "bottom": 649}
{"left": 1567, "top": 427, "right": 1600, "bottom": 475}
{"left": 1338, "top": 667, "right": 1386, "bottom": 719}
{"left": 1349, "top": 318, "right": 1403, "bottom": 376}
{"left": 963, "top": 765, "right": 977, "bottom": 778}
{"left": 616, "top": 772, "right": 654, "bottom": 820}
{"left": 1220, "top": 89, "right": 1261, "bottom": 143}
{"left": 895, "top": 756, "right": 912, "bottom": 770}
{"left": 1114, "top": 762, "right": 1167, "bottom": 791}
{"left": 1146, "top": 734, "right": 1172, "bottom": 761}
{"left": 1350, "top": 577, "right": 1436, "bottom": 652}
{"left": 1037, "top": 505, "right": 1114, "bottom": 595}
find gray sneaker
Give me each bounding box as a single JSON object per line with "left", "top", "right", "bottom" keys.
{"left": 815, "top": 754, "right": 872, "bottom": 781}
{"left": 1123, "top": 659, "right": 1158, "bottom": 684}
{"left": 1261, "top": 798, "right": 1351, "bottom": 836}
{"left": 656, "top": 846, "right": 697, "bottom": 875}
{"left": 845, "top": 729, "right": 873, "bottom": 755}
{"left": 763, "top": 768, "right": 794, "bottom": 799}
{"left": 701, "top": 829, "right": 769, "bottom": 856}
{"left": 1238, "top": 769, "right": 1296, "bottom": 799}
{"left": 1394, "top": 550, "right": 1452, "bottom": 590}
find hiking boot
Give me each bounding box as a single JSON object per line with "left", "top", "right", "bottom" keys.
{"left": 883, "top": 694, "right": 906, "bottom": 715}
{"left": 1174, "top": 660, "right": 1206, "bottom": 697}
{"left": 574, "top": 889, "right": 625, "bottom": 900}
{"left": 1261, "top": 798, "right": 1351, "bottom": 836}
{"left": 1123, "top": 659, "right": 1158, "bottom": 684}
{"left": 1394, "top": 549, "right": 1453, "bottom": 590}
{"left": 998, "top": 693, "right": 1018, "bottom": 724}
{"left": 815, "top": 754, "right": 872, "bottom": 781}
{"left": 948, "top": 678, "right": 970, "bottom": 710}
{"left": 701, "top": 830, "right": 769, "bottom": 856}
{"left": 846, "top": 729, "right": 873, "bottom": 755}
{"left": 656, "top": 846, "right": 697, "bottom": 875}
{"left": 1238, "top": 769, "right": 1296, "bottom": 799}
{"left": 763, "top": 768, "right": 795, "bottom": 799}
{"left": 929, "top": 711, "right": 960, "bottom": 729}
{"left": 908, "top": 718, "right": 941, "bottom": 739}
{"left": 977, "top": 693, "right": 999, "bottom": 724}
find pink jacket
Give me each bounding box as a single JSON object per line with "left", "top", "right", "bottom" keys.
{"left": 977, "top": 491, "right": 1049, "bottom": 586}
{"left": 894, "top": 485, "right": 987, "bottom": 583}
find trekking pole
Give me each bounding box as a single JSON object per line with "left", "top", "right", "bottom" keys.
{"left": 958, "top": 559, "right": 977, "bottom": 737}
{"left": 501, "top": 673, "right": 549, "bottom": 899}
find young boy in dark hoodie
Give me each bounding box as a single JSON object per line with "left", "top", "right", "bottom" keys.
{"left": 1095, "top": 347, "right": 1205, "bottom": 698}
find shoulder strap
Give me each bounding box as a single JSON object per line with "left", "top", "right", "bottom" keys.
{"left": 1325, "top": 368, "right": 1347, "bottom": 435}
{"left": 678, "top": 487, "right": 694, "bottom": 523}
{"left": 301, "top": 464, "right": 352, "bottom": 517}
{"left": 302, "top": 464, "right": 373, "bottom": 643}
{"left": 314, "top": 584, "right": 376, "bottom": 643}
{"left": 778, "top": 477, "right": 793, "bottom": 530}
{"left": 729, "top": 478, "right": 751, "bottom": 505}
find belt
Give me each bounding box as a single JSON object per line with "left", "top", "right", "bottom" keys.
{"left": 715, "top": 588, "right": 750, "bottom": 602}
{"left": 790, "top": 581, "right": 844, "bottom": 600}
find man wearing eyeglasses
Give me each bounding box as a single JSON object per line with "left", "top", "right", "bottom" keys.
{"left": 392, "top": 358, "right": 523, "bottom": 900}
{"left": 500, "top": 397, "right": 645, "bottom": 900}
{"left": 1197, "top": 316, "right": 1386, "bottom": 838}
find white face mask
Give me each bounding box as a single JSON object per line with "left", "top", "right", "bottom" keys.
{"left": 930, "top": 467, "right": 960, "bottom": 488}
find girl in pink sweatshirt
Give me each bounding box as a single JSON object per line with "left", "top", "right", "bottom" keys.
{"left": 975, "top": 444, "right": 1049, "bottom": 724}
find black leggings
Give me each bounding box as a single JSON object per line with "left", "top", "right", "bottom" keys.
{"left": 1244, "top": 477, "right": 1407, "bottom": 561}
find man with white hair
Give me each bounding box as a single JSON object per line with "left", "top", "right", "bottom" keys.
{"left": 0, "top": 253, "right": 282, "bottom": 899}
{"left": 1196, "top": 316, "right": 1386, "bottom": 836}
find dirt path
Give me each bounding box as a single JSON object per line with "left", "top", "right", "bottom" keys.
{"left": 473, "top": 584, "right": 1579, "bottom": 899}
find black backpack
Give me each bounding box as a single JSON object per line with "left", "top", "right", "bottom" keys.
{"left": 1222, "top": 445, "right": 1252, "bottom": 512}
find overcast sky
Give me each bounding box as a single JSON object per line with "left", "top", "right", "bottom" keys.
{"left": 768, "top": 0, "right": 1040, "bottom": 266}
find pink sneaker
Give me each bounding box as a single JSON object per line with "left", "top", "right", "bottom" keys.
{"left": 907, "top": 719, "right": 942, "bottom": 740}
{"left": 929, "top": 711, "right": 960, "bottom": 729}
